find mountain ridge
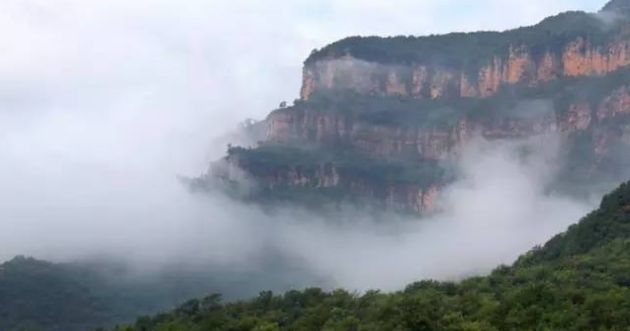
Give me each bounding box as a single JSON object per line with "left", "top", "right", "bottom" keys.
{"left": 199, "top": 0, "right": 630, "bottom": 215}
{"left": 602, "top": 0, "right": 630, "bottom": 12}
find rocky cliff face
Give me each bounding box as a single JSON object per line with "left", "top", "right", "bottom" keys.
{"left": 300, "top": 39, "right": 630, "bottom": 100}
{"left": 267, "top": 107, "right": 468, "bottom": 160}
{"left": 216, "top": 157, "right": 441, "bottom": 214}
{"left": 208, "top": 1, "right": 630, "bottom": 215}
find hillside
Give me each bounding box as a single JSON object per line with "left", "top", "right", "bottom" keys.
{"left": 0, "top": 258, "right": 213, "bottom": 331}
{"left": 115, "top": 181, "right": 630, "bottom": 331}
{"left": 200, "top": 0, "right": 630, "bottom": 214}
{"left": 0, "top": 258, "right": 314, "bottom": 331}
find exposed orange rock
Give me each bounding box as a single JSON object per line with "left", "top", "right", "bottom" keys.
{"left": 429, "top": 71, "right": 455, "bottom": 99}
{"left": 536, "top": 52, "right": 558, "bottom": 82}
{"left": 300, "top": 67, "right": 316, "bottom": 100}
{"left": 300, "top": 39, "right": 630, "bottom": 101}
{"left": 597, "top": 86, "right": 630, "bottom": 120}
{"left": 411, "top": 66, "right": 429, "bottom": 97}
{"left": 563, "top": 39, "right": 630, "bottom": 77}
{"left": 560, "top": 102, "right": 593, "bottom": 132}
{"left": 505, "top": 46, "right": 532, "bottom": 83}
{"left": 258, "top": 80, "right": 630, "bottom": 214}
{"left": 385, "top": 71, "right": 408, "bottom": 96}
{"left": 477, "top": 57, "right": 504, "bottom": 97}
{"left": 266, "top": 110, "right": 296, "bottom": 142}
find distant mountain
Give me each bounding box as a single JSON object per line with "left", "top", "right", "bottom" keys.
{"left": 199, "top": 0, "right": 630, "bottom": 214}
{"left": 113, "top": 180, "right": 630, "bottom": 330}
{"left": 0, "top": 256, "right": 320, "bottom": 331}
{"left": 0, "top": 258, "right": 209, "bottom": 331}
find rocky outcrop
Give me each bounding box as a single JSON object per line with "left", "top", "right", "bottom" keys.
{"left": 211, "top": 1, "right": 630, "bottom": 215}
{"left": 559, "top": 102, "right": 592, "bottom": 131}
{"left": 300, "top": 40, "right": 630, "bottom": 100}
{"left": 221, "top": 154, "right": 442, "bottom": 214}
{"left": 278, "top": 74, "right": 630, "bottom": 150}
{"left": 256, "top": 82, "right": 630, "bottom": 214}
{"left": 267, "top": 108, "right": 466, "bottom": 159}
{"left": 597, "top": 86, "right": 630, "bottom": 119}
{"left": 562, "top": 39, "right": 630, "bottom": 77}
{"left": 266, "top": 101, "right": 561, "bottom": 160}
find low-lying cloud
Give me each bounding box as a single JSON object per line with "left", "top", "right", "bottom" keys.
{"left": 0, "top": 124, "right": 595, "bottom": 293}
{"left": 0, "top": 0, "right": 608, "bottom": 297}
{"left": 260, "top": 136, "right": 594, "bottom": 290}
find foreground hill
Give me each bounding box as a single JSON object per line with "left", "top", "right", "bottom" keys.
{"left": 200, "top": 0, "right": 630, "bottom": 214}
{"left": 115, "top": 181, "right": 630, "bottom": 331}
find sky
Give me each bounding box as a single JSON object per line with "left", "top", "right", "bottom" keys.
{"left": 0, "top": 0, "right": 608, "bottom": 290}
{"left": 0, "top": 0, "right": 604, "bottom": 130}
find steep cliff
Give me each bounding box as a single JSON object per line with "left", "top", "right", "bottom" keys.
{"left": 207, "top": 145, "right": 447, "bottom": 214}
{"left": 301, "top": 5, "right": 630, "bottom": 100}
{"left": 204, "top": 0, "right": 630, "bottom": 214}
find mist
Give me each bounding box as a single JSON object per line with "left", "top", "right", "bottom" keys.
{"left": 0, "top": 122, "right": 596, "bottom": 292}
{"left": 0, "top": 0, "right": 607, "bottom": 297}
{"left": 251, "top": 135, "right": 594, "bottom": 290}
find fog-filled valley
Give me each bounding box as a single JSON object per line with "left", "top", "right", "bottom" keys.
{"left": 5, "top": 1, "right": 630, "bottom": 331}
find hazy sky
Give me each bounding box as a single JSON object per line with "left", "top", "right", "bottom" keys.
{"left": 0, "top": 0, "right": 604, "bottom": 127}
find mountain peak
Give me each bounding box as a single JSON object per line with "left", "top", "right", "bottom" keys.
{"left": 602, "top": 0, "right": 630, "bottom": 12}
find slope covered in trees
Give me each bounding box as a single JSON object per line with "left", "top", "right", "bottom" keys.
{"left": 0, "top": 258, "right": 305, "bottom": 331}
{"left": 115, "top": 182, "right": 630, "bottom": 331}
{"left": 0, "top": 257, "right": 211, "bottom": 331}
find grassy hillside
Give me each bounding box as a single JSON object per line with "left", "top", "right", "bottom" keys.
{"left": 114, "top": 182, "right": 630, "bottom": 331}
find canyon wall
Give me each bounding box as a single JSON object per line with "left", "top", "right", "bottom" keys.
{"left": 268, "top": 86, "right": 630, "bottom": 160}
{"left": 301, "top": 40, "right": 630, "bottom": 100}
{"left": 211, "top": 2, "right": 630, "bottom": 215}
{"left": 218, "top": 158, "right": 441, "bottom": 214}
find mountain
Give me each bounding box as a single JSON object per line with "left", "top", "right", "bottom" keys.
{"left": 603, "top": 0, "right": 630, "bottom": 12}
{"left": 113, "top": 180, "right": 630, "bottom": 331}
{"left": 0, "top": 258, "right": 216, "bottom": 331}
{"left": 198, "top": 0, "right": 630, "bottom": 214}
{"left": 0, "top": 257, "right": 321, "bottom": 331}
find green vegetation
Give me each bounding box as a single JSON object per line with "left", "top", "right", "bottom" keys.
{"left": 292, "top": 91, "right": 467, "bottom": 129}
{"left": 224, "top": 144, "right": 449, "bottom": 213}
{"left": 0, "top": 257, "right": 113, "bottom": 331}
{"left": 228, "top": 144, "right": 447, "bottom": 187}
{"left": 0, "top": 258, "right": 269, "bottom": 331}
{"left": 306, "top": 10, "right": 621, "bottom": 68}
{"left": 116, "top": 181, "right": 630, "bottom": 331}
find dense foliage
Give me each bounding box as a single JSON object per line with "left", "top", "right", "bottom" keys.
{"left": 0, "top": 258, "right": 275, "bottom": 331}
{"left": 0, "top": 257, "right": 113, "bottom": 331}
{"left": 305, "top": 6, "right": 624, "bottom": 67}
{"left": 116, "top": 182, "right": 630, "bottom": 331}
{"left": 223, "top": 144, "right": 449, "bottom": 213}
{"left": 227, "top": 144, "right": 446, "bottom": 187}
